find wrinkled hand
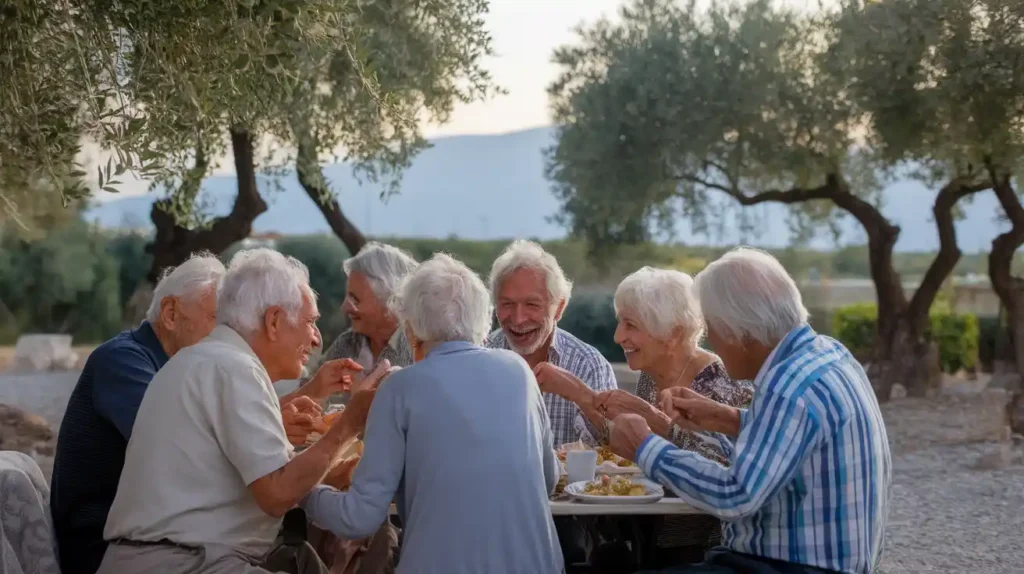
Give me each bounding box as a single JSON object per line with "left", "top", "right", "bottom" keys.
{"left": 659, "top": 387, "right": 741, "bottom": 436}
{"left": 308, "top": 358, "right": 364, "bottom": 400}
{"left": 593, "top": 389, "right": 657, "bottom": 421}
{"left": 351, "top": 359, "right": 397, "bottom": 394}
{"left": 608, "top": 414, "right": 652, "bottom": 461}
{"left": 532, "top": 362, "right": 586, "bottom": 400}
{"left": 323, "top": 455, "right": 361, "bottom": 490}
{"left": 281, "top": 399, "right": 326, "bottom": 447}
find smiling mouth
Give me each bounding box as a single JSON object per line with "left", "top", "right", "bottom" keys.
{"left": 507, "top": 326, "right": 540, "bottom": 340}
{"left": 622, "top": 348, "right": 639, "bottom": 355}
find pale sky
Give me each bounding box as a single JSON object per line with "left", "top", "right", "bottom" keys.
{"left": 89, "top": 0, "right": 826, "bottom": 199}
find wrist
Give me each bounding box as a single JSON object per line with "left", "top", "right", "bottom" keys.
{"left": 649, "top": 411, "right": 672, "bottom": 438}
{"left": 719, "top": 407, "right": 741, "bottom": 436}
{"left": 566, "top": 381, "right": 593, "bottom": 404}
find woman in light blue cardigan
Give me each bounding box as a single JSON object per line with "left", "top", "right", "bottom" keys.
{"left": 301, "top": 253, "right": 564, "bottom": 574}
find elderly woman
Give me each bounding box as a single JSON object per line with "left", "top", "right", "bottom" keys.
{"left": 300, "top": 253, "right": 563, "bottom": 574}
{"left": 313, "top": 242, "right": 419, "bottom": 386}
{"left": 535, "top": 267, "right": 753, "bottom": 565}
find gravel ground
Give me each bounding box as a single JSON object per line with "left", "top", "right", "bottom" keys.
{"left": 0, "top": 371, "right": 1021, "bottom": 573}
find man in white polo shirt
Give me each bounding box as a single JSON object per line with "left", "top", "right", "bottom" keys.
{"left": 98, "top": 249, "right": 380, "bottom": 574}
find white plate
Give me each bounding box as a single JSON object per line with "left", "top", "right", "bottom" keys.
{"left": 565, "top": 479, "right": 664, "bottom": 504}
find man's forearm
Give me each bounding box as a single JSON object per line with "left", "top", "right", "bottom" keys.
{"left": 261, "top": 422, "right": 360, "bottom": 515}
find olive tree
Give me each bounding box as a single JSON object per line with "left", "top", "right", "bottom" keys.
{"left": 546, "top": 0, "right": 1009, "bottom": 398}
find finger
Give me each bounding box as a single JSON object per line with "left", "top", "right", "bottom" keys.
{"left": 282, "top": 402, "right": 298, "bottom": 413}
{"left": 332, "top": 358, "right": 364, "bottom": 372}
{"left": 532, "top": 362, "right": 545, "bottom": 376}
{"left": 291, "top": 396, "right": 322, "bottom": 411}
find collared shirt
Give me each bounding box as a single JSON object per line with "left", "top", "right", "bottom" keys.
{"left": 487, "top": 327, "right": 618, "bottom": 446}
{"left": 51, "top": 321, "right": 169, "bottom": 574}
{"left": 103, "top": 325, "right": 294, "bottom": 558}
{"left": 312, "top": 327, "right": 414, "bottom": 406}
{"left": 636, "top": 325, "right": 891, "bottom": 574}
{"left": 301, "top": 341, "right": 563, "bottom": 574}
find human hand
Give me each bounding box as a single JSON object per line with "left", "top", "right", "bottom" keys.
{"left": 281, "top": 400, "right": 326, "bottom": 446}
{"left": 607, "top": 414, "right": 652, "bottom": 461}
{"left": 659, "top": 387, "right": 741, "bottom": 436}
{"left": 308, "top": 358, "right": 364, "bottom": 400}
{"left": 593, "top": 389, "right": 657, "bottom": 421}
{"left": 323, "top": 455, "right": 361, "bottom": 490}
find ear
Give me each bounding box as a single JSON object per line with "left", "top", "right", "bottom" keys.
{"left": 158, "top": 297, "right": 178, "bottom": 331}
{"left": 668, "top": 325, "right": 688, "bottom": 346}
{"left": 264, "top": 306, "right": 284, "bottom": 342}
{"left": 553, "top": 298, "right": 567, "bottom": 322}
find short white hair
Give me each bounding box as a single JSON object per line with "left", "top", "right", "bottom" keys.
{"left": 693, "top": 247, "right": 808, "bottom": 347}
{"left": 390, "top": 253, "right": 493, "bottom": 346}
{"left": 614, "top": 267, "right": 705, "bottom": 345}
{"left": 343, "top": 242, "right": 419, "bottom": 304}
{"left": 489, "top": 240, "right": 573, "bottom": 307}
{"left": 218, "top": 248, "right": 314, "bottom": 336}
{"left": 146, "top": 252, "right": 225, "bottom": 322}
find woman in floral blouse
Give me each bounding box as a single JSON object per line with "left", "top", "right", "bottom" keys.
{"left": 534, "top": 267, "right": 753, "bottom": 566}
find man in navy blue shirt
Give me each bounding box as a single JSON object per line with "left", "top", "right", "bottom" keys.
{"left": 51, "top": 253, "right": 353, "bottom": 574}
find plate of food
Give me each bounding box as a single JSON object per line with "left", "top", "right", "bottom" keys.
{"left": 557, "top": 443, "right": 642, "bottom": 476}
{"left": 565, "top": 475, "right": 664, "bottom": 504}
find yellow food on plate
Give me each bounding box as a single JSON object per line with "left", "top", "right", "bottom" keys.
{"left": 582, "top": 474, "right": 647, "bottom": 497}
{"left": 597, "top": 446, "right": 636, "bottom": 467}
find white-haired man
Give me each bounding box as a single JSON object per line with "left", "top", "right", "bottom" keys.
{"left": 608, "top": 248, "right": 891, "bottom": 574}
{"left": 51, "top": 252, "right": 225, "bottom": 574}
{"left": 487, "top": 240, "right": 617, "bottom": 447}
{"left": 98, "top": 249, "right": 381, "bottom": 574}
{"left": 300, "top": 253, "right": 563, "bottom": 573}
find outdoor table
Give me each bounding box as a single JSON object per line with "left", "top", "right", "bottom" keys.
{"left": 549, "top": 496, "right": 703, "bottom": 516}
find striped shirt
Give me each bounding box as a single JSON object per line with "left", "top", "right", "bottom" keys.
{"left": 636, "top": 325, "right": 891, "bottom": 574}
{"left": 487, "top": 327, "right": 618, "bottom": 446}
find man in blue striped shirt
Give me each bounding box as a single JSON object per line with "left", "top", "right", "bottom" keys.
{"left": 606, "top": 248, "right": 891, "bottom": 574}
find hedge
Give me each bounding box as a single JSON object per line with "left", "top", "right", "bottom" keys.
{"left": 831, "top": 303, "right": 980, "bottom": 373}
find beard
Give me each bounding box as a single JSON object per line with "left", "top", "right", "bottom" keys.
{"left": 502, "top": 319, "right": 555, "bottom": 356}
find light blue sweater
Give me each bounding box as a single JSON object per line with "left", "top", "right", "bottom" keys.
{"left": 300, "top": 341, "right": 563, "bottom": 574}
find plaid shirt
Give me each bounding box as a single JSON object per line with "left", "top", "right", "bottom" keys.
{"left": 636, "top": 326, "right": 891, "bottom": 573}
{"left": 486, "top": 327, "right": 618, "bottom": 446}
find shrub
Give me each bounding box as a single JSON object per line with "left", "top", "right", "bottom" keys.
{"left": 831, "top": 303, "right": 877, "bottom": 360}
{"left": 831, "top": 302, "right": 980, "bottom": 373}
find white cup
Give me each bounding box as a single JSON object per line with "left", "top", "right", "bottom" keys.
{"left": 565, "top": 450, "right": 598, "bottom": 484}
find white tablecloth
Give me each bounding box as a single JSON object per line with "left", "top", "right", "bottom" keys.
{"left": 386, "top": 499, "right": 704, "bottom": 516}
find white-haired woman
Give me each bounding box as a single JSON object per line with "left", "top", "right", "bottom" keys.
{"left": 300, "top": 253, "right": 563, "bottom": 574}
{"left": 535, "top": 267, "right": 753, "bottom": 566}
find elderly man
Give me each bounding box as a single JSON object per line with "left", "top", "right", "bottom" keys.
{"left": 97, "top": 249, "right": 380, "bottom": 574}
{"left": 607, "top": 248, "right": 891, "bottom": 574}
{"left": 487, "top": 240, "right": 617, "bottom": 446}
{"left": 314, "top": 242, "right": 419, "bottom": 389}
{"left": 51, "top": 252, "right": 225, "bottom": 574}
{"left": 300, "top": 253, "right": 563, "bottom": 573}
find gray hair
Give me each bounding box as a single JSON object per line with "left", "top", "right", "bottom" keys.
{"left": 390, "top": 253, "right": 493, "bottom": 346}
{"left": 146, "top": 252, "right": 225, "bottom": 322}
{"left": 614, "top": 267, "right": 705, "bottom": 345}
{"left": 217, "top": 248, "right": 314, "bottom": 336}
{"left": 693, "top": 247, "right": 808, "bottom": 347}
{"left": 489, "top": 240, "right": 573, "bottom": 307}
{"left": 343, "top": 242, "right": 419, "bottom": 304}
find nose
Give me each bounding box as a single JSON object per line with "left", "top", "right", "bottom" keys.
{"left": 341, "top": 297, "right": 355, "bottom": 315}
{"left": 613, "top": 322, "right": 626, "bottom": 346}
{"left": 511, "top": 304, "right": 528, "bottom": 326}
{"left": 313, "top": 325, "right": 322, "bottom": 349}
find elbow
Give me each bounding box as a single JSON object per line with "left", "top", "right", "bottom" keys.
{"left": 255, "top": 496, "right": 294, "bottom": 519}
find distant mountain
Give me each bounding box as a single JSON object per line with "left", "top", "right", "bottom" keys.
{"left": 85, "top": 126, "right": 1008, "bottom": 253}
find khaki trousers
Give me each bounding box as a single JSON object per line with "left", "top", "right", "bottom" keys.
{"left": 97, "top": 539, "right": 330, "bottom": 574}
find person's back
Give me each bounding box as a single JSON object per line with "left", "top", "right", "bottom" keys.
{"left": 50, "top": 324, "right": 167, "bottom": 574}
{"left": 394, "top": 344, "right": 561, "bottom": 572}
{"left": 727, "top": 330, "right": 891, "bottom": 573}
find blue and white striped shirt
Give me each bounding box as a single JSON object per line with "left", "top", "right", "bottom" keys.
{"left": 636, "top": 325, "right": 891, "bottom": 574}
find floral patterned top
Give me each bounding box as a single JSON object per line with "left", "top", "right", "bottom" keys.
{"left": 635, "top": 361, "right": 755, "bottom": 464}
{"left": 636, "top": 361, "right": 755, "bottom": 550}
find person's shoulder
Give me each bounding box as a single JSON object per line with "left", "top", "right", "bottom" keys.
{"left": 86, "top": 328, "right": 155, "bottom": 370}
{"left": 760, "top": 332, "right": 850, "bottom": 402}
